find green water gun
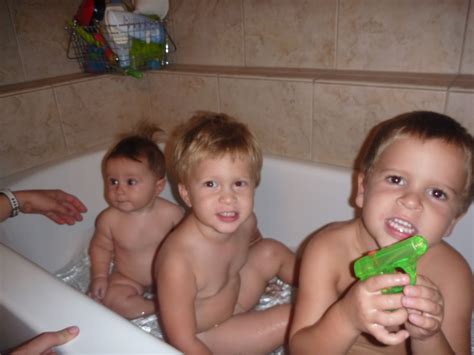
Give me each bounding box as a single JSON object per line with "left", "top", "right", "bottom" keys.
{"left": 354, "top": 235, "right": 428, "bottom": 294}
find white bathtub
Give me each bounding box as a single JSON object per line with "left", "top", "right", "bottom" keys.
{"left": 0, "top": 148, "right": 472, "bottom": 353}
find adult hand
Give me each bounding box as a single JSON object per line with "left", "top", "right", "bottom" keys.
{"left": 11, "top": 326, "right": 80, "bottom": 355}
{"left": 15, "top": 189, "right": 87, "bottom": 225}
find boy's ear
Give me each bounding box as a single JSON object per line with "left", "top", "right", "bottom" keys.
{"left": 443, "top": 211, "right": 465, "bottom": 237}
{"left": 355, "top": 172, "right": 366, "bottom": 208}
{"left": 155, "top": 178, "right": 166, "bottom": 194}
{"left": 178, "top": 183, "right": 192, "bottom": 207}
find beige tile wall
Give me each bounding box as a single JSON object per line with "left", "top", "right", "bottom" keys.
{"left": 1, "top": 69, "right": 472, "bottom": 180}
{"left": 0, "top": 0, "right": 24, "bottom": 84}
{"left": 243, "top": 1, "right": 337, "bottom": 69}
{"left": 3, "top": 0, "right": 82, "bottom": 85}
{"left": 461, "top": 3, "right": 474, "bottom": 74}
{"left": 2, "top": 0, "right": 472, "bottom": 86}
{"left": 0, "top": 0, "right": 473, "bottom": 180}
{"left": 168, "top": 0, "right": 473, "bottom": 74}
{"left": 0, "top": 89, "right": 67, "bottom": 175}
{"left": 336, "top": 0, "right": 468, "bottom": 73}
{"left": 219, "top": 76, "right": 313, "bottom": 159}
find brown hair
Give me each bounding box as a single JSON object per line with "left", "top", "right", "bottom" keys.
{"left": 167, "top": 112, "right": 263, "bottom": 186}
{"left": 105, "top": 121, "right": 166, "bottom": 178}
{"left": 360, "top": 111, "right": 474, "bottom": 214}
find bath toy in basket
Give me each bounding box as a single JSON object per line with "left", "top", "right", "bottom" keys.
{"left": 104, "top": 10, "right": 165, "bottom": 70}
{"left": 67, "top": 20, "right": 143, "bottom": 79}
{"left": 354, "top": 235, "right": 428, "bottom": 294}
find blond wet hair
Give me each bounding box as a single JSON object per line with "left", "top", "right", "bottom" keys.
{"left": 167, "top": 112, "right": 263, "bottom": 186}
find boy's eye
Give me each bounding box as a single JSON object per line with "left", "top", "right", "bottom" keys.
{"left": 109, "top": 178, "right": 118, "bottom": 185}
{"left": 204, "top": 180, "right": 218, "bottom": 188}
{"left": 235, "top": 180, "right": 248, "bottom": 188}
{"left": 386, "top": 175, "right": 405, "bottom": 185}
{"left": 127, "top": 179, "right": 137, "bottom": 186}
{"left": 428, "top": 188, "right": 447, "bottom": 201}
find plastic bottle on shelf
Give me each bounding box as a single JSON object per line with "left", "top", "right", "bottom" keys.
{"left": 146, "top": 30, "right": 162, "bottom": 70}
{"left": 104, "top": 0, "right": 130, "bottom": 68}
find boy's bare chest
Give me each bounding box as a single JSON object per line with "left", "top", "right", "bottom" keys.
{"left": 112, "top": 218, "right": 167, "bottom": 251}
{"left": 195, "top": 240, "right": 248, "bottom": 298}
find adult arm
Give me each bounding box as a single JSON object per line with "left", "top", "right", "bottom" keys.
{"left": 0, "top": 189, "right": 86, "bottom": 224}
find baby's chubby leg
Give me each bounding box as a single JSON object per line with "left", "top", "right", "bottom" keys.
{"left": 102, "top": 272, "right": 155, "bottom": 319}
{"left": 237, "top": 239, "right": 296, "bottom": 311}
{"left": 198, "top": 303, "right": 291, "bottom": 355}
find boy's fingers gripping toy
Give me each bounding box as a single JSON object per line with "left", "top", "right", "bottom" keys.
{"left": 354, "top": 235, "right": 428, "bottom": 294}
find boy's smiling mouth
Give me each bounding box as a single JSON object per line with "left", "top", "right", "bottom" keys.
{"left": 386, "top": 217, "right": 417, "bottom": 238}
{"left": 217, "top": 211, "right": 239, "bottom": 222}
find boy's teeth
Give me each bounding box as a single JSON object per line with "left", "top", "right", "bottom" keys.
{"left": 220, "top": 211, "right": 236, "bottom": 217}
{"left": 388, "top": 218, "right": 416, "bottom": 234}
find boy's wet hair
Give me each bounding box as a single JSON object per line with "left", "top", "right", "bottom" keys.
{"left": 360, "top": 111, "right": 474, "bottom": 214}
{"left": 167, "top": 111, "right": 263, "bottom": 186}
{"left": 105, "top": 122, "right": 166, "bottom": 178}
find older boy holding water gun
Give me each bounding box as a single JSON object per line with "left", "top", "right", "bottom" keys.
{"left": 290, "top": 111, "right": 473, "bottom": 354}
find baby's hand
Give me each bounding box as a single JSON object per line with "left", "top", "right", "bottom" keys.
{"left": 88, "top": 276, "right": 108, "bottom": 302}
{"left": 342, "top": 273, "right": 411, "bottom": 345}
{"left": 402, "top": 275, "right": 444, "bottom": 340}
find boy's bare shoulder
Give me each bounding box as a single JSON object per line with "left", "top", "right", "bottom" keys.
{"left": 417, "top": 242, "right": 472, "bottom": 303}
{"left": 95, "top": 206, "right": 119, "bottom": 225}
{"left": 155, "top": 218, "right": 198, "bottom": 271}
{"left": 303, "top": 219, "right": 357, "bottom": 261}
{"left": 420, "top": 241, "right": 471, "bottom": 283}
{"left": 159, "top": 217, "right": 195, "bottom": 253}
{"left": 154, "top": 197, "right": 184, "bottom": 221}
{"left": 156, "top": 197, "right": 183, "bottom": 212}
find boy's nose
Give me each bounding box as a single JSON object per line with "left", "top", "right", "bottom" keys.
{"left": 116, "top": 184, "right": 126, "bottom": 194}
{"left": 219, "top": 190, "right": 236, "bottom": 204}
{"left": 397, "top": 190, "right": 423, "bottom": 211}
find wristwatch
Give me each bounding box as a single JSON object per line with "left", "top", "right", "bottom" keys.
{"left": 0, "top": 188, "right": 20, "bottom": 217}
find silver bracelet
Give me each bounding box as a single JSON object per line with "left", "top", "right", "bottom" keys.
{"left": 0, "top": 188, "right": 20, "bottom": 217}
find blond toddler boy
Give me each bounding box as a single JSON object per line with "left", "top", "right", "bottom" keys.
{"left": 154, "top": 112, "right": 296, "bottom": 354}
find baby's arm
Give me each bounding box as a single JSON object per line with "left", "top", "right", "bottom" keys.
{"left": 290, "top": 232, "right": 410, "bottom": 354}
{"left": 88, "top": 212, "right": 114, "bottom": 301}
{"left": 402, "top": 250, "right": 472, "bottom": 354}
{"left": 156, "top": 251, "right": 211, "bottom": 355}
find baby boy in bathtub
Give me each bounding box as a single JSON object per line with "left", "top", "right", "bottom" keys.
{"left": 154, "top": 112, "right": 296, "bottom": 354}
{"left": 88, "top": 123, "right": 184, "bottom": 319}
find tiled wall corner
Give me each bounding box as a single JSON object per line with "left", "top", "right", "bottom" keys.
{"left": 147, "top": 72, "right": 219, "bottom": 133}
{"left": 219, "top": 76, "right": 313, "bottom": 159}
{"left": 446, "top": 91, "right": 474, "bottom": 134}
{"left": 0, "top": 0, "right": 24, "bottom": 85}
{"left": 0, "top": 89, "right": 67, "bottom": 177}
{"left": 337, "top": 0, "right": 468, "bottom": 73}
{"left": 460, "top": 3, "right": 474, "bottom": 74}
{"left": 243, "top": 0, "right": 337, "bottom": 69}
{"left": 167, "top": 0, "right": 244, "bottom": 66}
{"left": 7, "top": 0, "right": 82, "bottom": 82}
{"left": 54, "top": 75, "right": 153, "bottom": 153}
{"left": 312, "top": 83, "right": 447, "bottom": 167}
